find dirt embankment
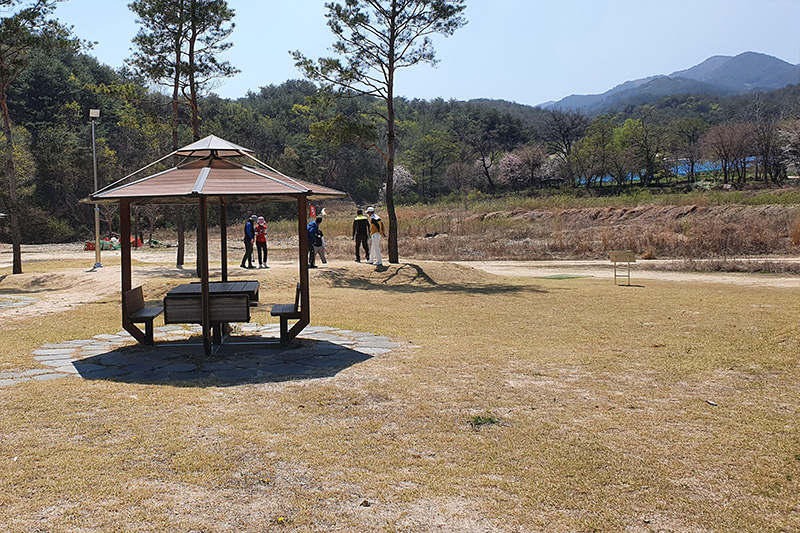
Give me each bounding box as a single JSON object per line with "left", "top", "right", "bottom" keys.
{"left": 404, "top": 204, "right": 800, "bottom": 264}
{"left": 512, "top": 203, "right": 797, "bottom": 227}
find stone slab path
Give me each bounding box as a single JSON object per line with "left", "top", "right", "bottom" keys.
{"left": 0, "top": 295, "right": 37, "bottom": 310}
{"left": 1, "top": 324, "right": 401, "bottom": 387}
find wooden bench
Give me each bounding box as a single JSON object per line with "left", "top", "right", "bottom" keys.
{"left": 608, "top": 250, "right": 636, "bottom": 286}
{"left": 271, "top": 283, "right": 302, "bottom": 343}
{"left": 163, "top": 293, "right": 251, "bottom": 343}
{"left": 122, "top": 286, "right": 164, "bottom": 345}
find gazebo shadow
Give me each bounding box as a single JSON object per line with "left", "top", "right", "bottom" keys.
{"left": 72, "top": 336, "right": 372, "bottom": 387}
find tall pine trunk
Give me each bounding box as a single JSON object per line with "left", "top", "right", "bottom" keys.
{"left": 1, "top": 89, "right": 22, "bottom": 274}
{"left": 386, "top": 86, "right": 398, "bottom": 264}
{"left": 173, "top": 10, "right": 185, "bottom": 268}
{"left": 386, "top": 6, "right": 398, "bottom": 264}
{"left": 188, "top": 3, "right": 201, "bottom": 277}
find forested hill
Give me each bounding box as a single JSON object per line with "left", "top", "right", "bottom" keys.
{"left": 5, "top": 44, "right": 800, "bottom": 245}
{"left": 466, "top": 99, "right": 548, "bottom": 122}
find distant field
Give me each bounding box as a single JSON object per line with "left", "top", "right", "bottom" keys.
{"left": 0, "top": 256, "right": 798, "bottom": 531}
{"left": 259, "top": 192, "right": 800, "bottom": 271}
{"left": 4, "top": 188, "right": 800, "bottom": 273}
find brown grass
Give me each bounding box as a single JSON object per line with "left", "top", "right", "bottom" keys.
{"left": 312, "top": 203, "right": 800, "bottom": 267}
{"left": 116, "top": 200, "right": 800, "bottom": 271}
{"left": 791, "top": 210, "right": 800, "bottom": 246}
{"left": 1, "top": 257, "right": 799, "bottom": 531}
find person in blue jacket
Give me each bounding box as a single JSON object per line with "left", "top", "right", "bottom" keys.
{"left": 240, "top": 214, "right": 257, "bottom": 268}
{"left": 307, "top": 216, "right": 322, "bottom": 268}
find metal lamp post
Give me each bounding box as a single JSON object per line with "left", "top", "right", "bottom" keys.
{"left": 90, "top": 108, "right": 102, "bottom": 269}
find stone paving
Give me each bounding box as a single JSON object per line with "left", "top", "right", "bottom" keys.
{"left": 0, "top": 295, "right": 37, "bottom": 310}
{"left": 0, "top": 324, "right": 401, "bottom": 387}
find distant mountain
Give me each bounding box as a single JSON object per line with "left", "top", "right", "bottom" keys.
{"left": 544, "top": 52, "right": 800, "bottom": 113}
{"left": 668, "top": 52, "right": 800, "bottom": 91}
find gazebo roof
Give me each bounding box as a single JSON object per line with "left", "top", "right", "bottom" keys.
{"left": 101, "top": 135, "right": 342, "bottom": 355}
{"left": 89, "top": 135, "right": 347, "bottom": 205}
{"left": 174, "top": 135, "right": 252, "bottom": 157}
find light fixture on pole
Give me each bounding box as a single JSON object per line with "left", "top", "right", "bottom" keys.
{"left": 90, "top": 109, "right": 102, "bottom": 269}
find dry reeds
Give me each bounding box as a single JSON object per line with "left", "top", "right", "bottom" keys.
{"left": 371, "top": 202, "right": 799, "bottom": 266}
{"left": 168, "top": 195, "right": 800, "bottom": 271}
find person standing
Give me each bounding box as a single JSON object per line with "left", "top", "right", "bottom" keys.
{"left": 313, "top": 227, "right": 328, "bottom": 265}
{"left": 307, "top": 216, "right": 322, "bottom": 268}
{"left": 240, "top": 214, "right": 256, "bottom": 268}
{"left": 352, "top": 209, "right": 370, "bottom": 262}
{"left": 255, "top": 216, "right": 269, "bottom": 268}
{"left": 366, "top": 207, "right": 386, "bottom": 266}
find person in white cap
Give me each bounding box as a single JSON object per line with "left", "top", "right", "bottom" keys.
{"left": 366, "top": 206, "right": 386, "bottom": 266}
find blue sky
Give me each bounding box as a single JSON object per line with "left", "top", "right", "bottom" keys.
{"left": 52, "top": 0, "right": 800, "bottom": 106}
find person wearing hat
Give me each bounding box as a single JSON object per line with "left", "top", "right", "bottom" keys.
{"left": 366, "top": 207, "right": 386, "bottom": 266}
{"left": 255, "top": 216, "right": 269, "bottom": 268}
{"left": 240, "top": 215, "right": 257, "bottom": 268}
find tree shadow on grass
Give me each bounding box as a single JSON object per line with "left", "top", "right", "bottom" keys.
{"left": 319, "top": 262, "right": 549, "bottom": 296}
{"left": 0, "top": 278, "right": 71, "bottom": 296}
{"left": 73, "top": 336, "right": 372, "bottom": 388}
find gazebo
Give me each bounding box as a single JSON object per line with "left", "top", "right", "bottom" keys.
{"left": 88, "top": 135, "right": 347, "bottom": 356}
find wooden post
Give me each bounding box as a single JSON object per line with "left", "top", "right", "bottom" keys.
{"left": 198, "top": 197, "right": 212, "bottom": 355}
{"left": 120, "top": 200, "right": 132, "bottom": 293}
{"left": 288, "top": 194, "right": 310, "bottom": 341}
{"left": 120, "top": 200, "right": 145, "bottom": 344}
{"left": 220, "top": 197, "right": 228, "bottom": 283}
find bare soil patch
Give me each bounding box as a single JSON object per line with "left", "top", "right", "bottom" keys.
{"left": 2, "top": 241, "right": 797, "bottom": 326}
{"left": 458, "top": 259, "right": 800, "bottom": 288}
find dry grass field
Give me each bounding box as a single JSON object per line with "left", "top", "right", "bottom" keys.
{"left": 0, "top": 245, "right": 798, "bottom": 531}
{"left": 268, "top": 198, "right": 800, "bottom": 272}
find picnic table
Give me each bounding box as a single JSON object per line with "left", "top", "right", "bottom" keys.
{"left": 163, "top": 281, "right": 260, "bottom": 343}
{"left": 167, "top": 280, "right": 260, "bottom": 305}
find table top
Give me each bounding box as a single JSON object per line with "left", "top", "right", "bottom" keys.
{"left": 167, "top": 280, "right": 260, "bottom": 296}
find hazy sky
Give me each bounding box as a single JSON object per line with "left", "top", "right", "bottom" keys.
{"left": 52, "top": 0, "right": 800, "bottom": 106}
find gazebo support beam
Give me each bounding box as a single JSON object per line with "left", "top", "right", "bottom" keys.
{"left": 120, "top": 200, "right": 146, "bottom": 344}
{"left": 288, "top": 194, "right": 310, "bottom": 341}
{"left": 220, "top": 198, "right": 228, "bottom": 282}
{"left": 198, "top": 197, "right": 212, "bottom": 356}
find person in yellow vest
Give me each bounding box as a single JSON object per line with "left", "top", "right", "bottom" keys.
{"left": 366, "top": 206, "right": 386, "bottom": 266}
{"left": 352, "top": 209, "right": 370, "bottom": 262}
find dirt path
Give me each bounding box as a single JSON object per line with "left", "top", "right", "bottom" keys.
{"left": 0, "top": 243, "right": 291, "bottom": 322}
{"left": 1, "top": 243, "right": 798, "bottom": 324}
{"left": 457, "top": 260, "right": 800, "bottom": 288}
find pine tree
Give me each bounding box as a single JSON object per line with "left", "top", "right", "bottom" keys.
{"left": 293, "top": 0, "right": 467, "bottom": 263}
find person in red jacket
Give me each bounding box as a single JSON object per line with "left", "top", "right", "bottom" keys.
{"left": 255, "top": 216, "right": 268, "bottom": 268}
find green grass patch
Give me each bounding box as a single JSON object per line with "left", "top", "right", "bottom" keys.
{"left": 469, "top": 414, "right": 500, "bottom": 428}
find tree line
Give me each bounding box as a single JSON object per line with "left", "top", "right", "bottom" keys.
{"left": 4, "top": 0, "right": 800, "bottom": 258}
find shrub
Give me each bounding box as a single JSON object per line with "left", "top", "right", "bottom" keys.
{"left": 791, "top": 210, "right": 800, "bottom": 246}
